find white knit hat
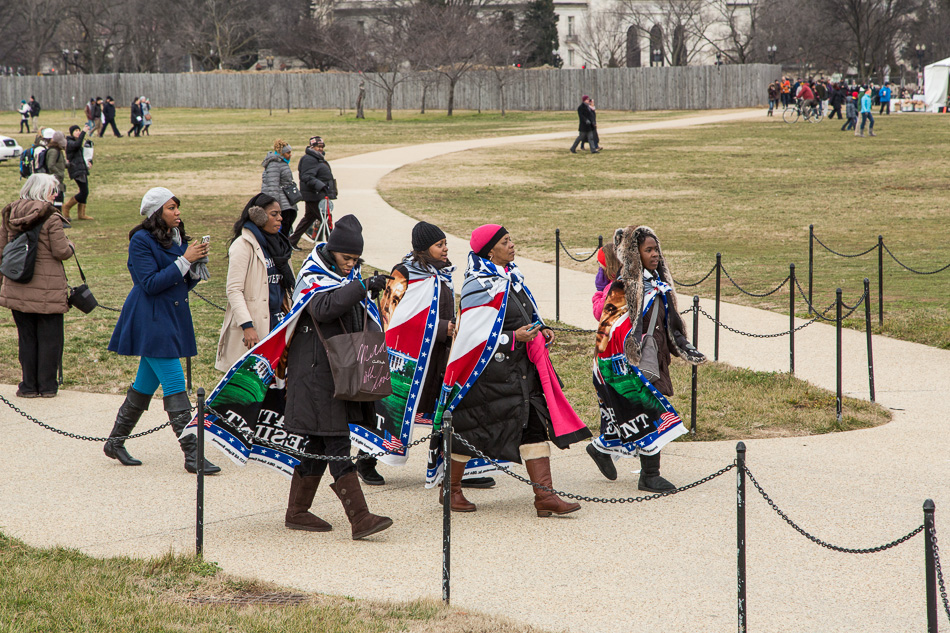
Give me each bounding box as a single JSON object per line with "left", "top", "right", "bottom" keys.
{"left": 140, "top": 187, "right": 176, "bottom": 218}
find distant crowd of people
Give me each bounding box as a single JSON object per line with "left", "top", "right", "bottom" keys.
{"left": 766, "top": 77, "right": 905, "bottom": 136}
{"left": 16, "top": 95, "right": 152, "bottom": 138}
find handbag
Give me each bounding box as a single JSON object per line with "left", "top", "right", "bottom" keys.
{"left": 282, "top": 181, "right": 303, "bottom": 205}
{"left": 313, "top": 304, "right": 391, "bottom": 402}
{"left": 65, "top": 246, "right": 98, "bottom": 314}
{"left": 638, "top": 296, "right": 662, "bottom": 384}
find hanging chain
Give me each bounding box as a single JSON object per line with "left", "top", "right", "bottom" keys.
{"left": 558, "top": 240, "right": 599, "bottom": 263}
{"left": 930, "top": 524, "right": 950, "bottom": 622}
{"left": 883, "top": 244, "right": 950, "bottom": 275}
{"left": 812, "top": 233, "right": 877, "bottom": 258}
{"left": 451, "top": 432, "right": 734, "bottom": 503}
{"left": 191, "top": 288, "right": 228, "bottom": 312}
{"left": 0, "top": 392, "right": 176, "bottom": 441}
{"left": 672, "top": 264, "right": 717, "bottom": 288}
{"left": 720, "top": 265, "right": 790, "bottom": 297}
{"left": 697, "top": 307, "right": 820, "bottom": 339}
{"left": 744, "top": 465, "right": 923, "bottom": 553}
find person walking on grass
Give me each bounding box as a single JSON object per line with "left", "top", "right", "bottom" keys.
{"left": 99, "top": 96, "right": 122, "bottom": 138}
{"left": 61, "top": 126, "right": 93, "bottom": 221}
{"left": 0, "top": 174, "right": 73, "bottom": 399}
{"left": 289, "top": 136, "right": 336, "bottom": 249}
{"left": 858, "top": 88, "right": 875, "bottom": 137}
{"left": 261, "top": 139, "right": 299, "bottom": 236}
{"left": 18, "top": 100, "right": 31, "bottom": 134}
{"left": 767, "top": 82, "right": 779, "bottom": 116}
{"left": 128, "top": 97, "right": 143, "bottom": 137}
{"left": 104, "top": 187, "right": 220, "bottom": 475}
{"left": 570, "top": 95, "right": 599, "bottom": 154}
{"left": 140, "top": 98, "right": 152, "bottom": 135}
{"left": 841, "top": 94, "right": 857, "bottom": 132}
{"left": 44, "top": 131, "right": 67, "bottom": 213}
{"left": 879, "top": 82, "right": 891, "bottom": 115}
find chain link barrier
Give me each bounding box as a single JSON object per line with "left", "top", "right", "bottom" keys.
{"left": 96, "top": 303, "right": 123, "bottom": 313}
{"left": 697, "top": 306, "right": 820, "bottom": 339}
{"left": 451, "top": 432, "right": 735, "bottom": 503}
{"left": 744, "top": 464, "right": 923, "bottom": 553}
{"left": 720, "top": 265, "right": 790, "bottom": 298}
{"left": 558, "top": 240, "right": 599, "bottom": 263}
{"left": 812, "top": 232, "right": 877, "bottom": 259}
{"left": 190, "top": 288, "right": 228, "bottom": 312}
{"left": 793, "top": 278, "right": 867, "bottom": 323}
{"left": 0, "top": 392, "right": 176, "bottom": 441}
{"left": 930, "top": 524, "right": 950, "bottom": 622}
{"left": 883, "top": 244, "right": 950, "bottom": 276}
{"left": 671, "top": 264, "right": 717, "bottom": 288}
{"left": 548, "top": 306, "right": 694, "bottom": 336}
{"left": 203, "top": 405, "right": 433, "bottom": 461}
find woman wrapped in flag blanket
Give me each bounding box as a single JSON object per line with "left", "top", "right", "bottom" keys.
{"left": 440, "top": 224, "right": 592, "bottom": 516}
{"left": 367, "top": 221, "right": 495, "bottom": 489}
{"left": 280, "top": 215, "right": 394, "bottom": 540}
{"left": 586, "top": 225, "right": 706, "bottom": 491}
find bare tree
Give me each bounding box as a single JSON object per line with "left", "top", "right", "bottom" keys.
{"left": 61, "top": 0, "right": 130, "bottom": 74}
{"left": 174, "top": 0, "right": 258, "bottom": 70}
{"left": 574, "top": 9, "right": 627, "bottom": 68}
{"left": 619, "top": 0, "right": 711, "bottom": 66}
{"left": 483, "top": 12, "right": 525, "bottom": 116}
{"left": 701, "top": 0, "right": 760, "bottom": 64}
{"left": 268, "top": 0, "right": 338, "bottom": 70}
{"left": 10, "top": 0, "right": 67, "bottom": 74}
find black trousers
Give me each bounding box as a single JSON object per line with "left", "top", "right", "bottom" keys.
{"left": 20, "top": 119, "right": 30, "bottom": 133}
{"left": 12, "top": 310, "right": 64, "bottom": 395}
{"left": 128, "top": 122, "right": 142, "bottom": 137}
{"left": 99, "top": 118, "right": 121, "bottom": 137}
{"left": 570, "top": 131, "right": 597, "bottom": 153}
{"left": 279, "top": 207, "right": 297, "bottom": 237}
{"left": 73, "top": 178, "right": 89, "bottom": 204}
{"left": 828, "top": 105, "right": 842, "bottom": 119}
{"left": 288, "top": 200, "right": 321, "bottom": 246}
{"left": 295, "top": 435, "right": 355, "bottom": 482}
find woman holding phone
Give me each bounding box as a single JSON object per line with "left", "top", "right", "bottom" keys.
{"left": 104, "top": 187, "right": 220, "bottom": 475}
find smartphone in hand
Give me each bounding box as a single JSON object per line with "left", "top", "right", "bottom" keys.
{"left": 200, "top": 235, "right": 211, "bottom": 244}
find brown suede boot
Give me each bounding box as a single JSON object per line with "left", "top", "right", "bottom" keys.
{"left": 522, "top": 443, "right": 580, "bottom": 518}
{"left": 285, "top": 469, "right": 332, "bottom": 532}
{"left": 77, "top": 203, "right": 94, "bottom": 220}
{"left": 437, "top": 458, "right": 476, "bottom": 512}
{"left": 61, "top": 197, "right": 77, "bottom": 220}
{"left": 330, "top": 471, "right": 393, "bottom": 540}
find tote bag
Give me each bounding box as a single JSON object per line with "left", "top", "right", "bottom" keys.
{"left": 314, "top": 308, "right": 391, "bottom": 402}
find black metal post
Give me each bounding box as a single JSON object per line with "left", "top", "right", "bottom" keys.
{"left": 442, "top": 410, "right": 453, "bottom": 605}
{"left": 555, "top": 229, "right": 560, "bottom": 324}
{"left": 925, "top": 499, "right": 937, "bottom": 633}
{"left": 186, "top": 357, "right": 193, "bottom": 394}
{"left": 808, "top": 225, "right": 814, "bottom": 315}
{"left": 864, "top": 278, "right": 875, "bottom": 403}
{"left": 598, "top": 234, "right": 603, "bottom": 250}
{"left": 715, "top": 253, "right": 722, "bottom": 361}
{"left": 836, "top": 288, "right": 842, "bottom": 423}
{"left": 691, "top": 295, "right": 699, "bottom": 435}
{"left": 877, "top": 235, "right": 884, "bottom": 327}
{"left": 737, "top": 442, "right": 747, "bottom": 633}
{"left": 196, "top": 387, "right": 205, "bottom": 557}
{"left": 789, "top": 263, "right": 795, "bottom": 375}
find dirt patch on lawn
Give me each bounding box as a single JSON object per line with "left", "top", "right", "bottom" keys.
{"left": 106, "top": 169, "right": 260, "bottom": 197}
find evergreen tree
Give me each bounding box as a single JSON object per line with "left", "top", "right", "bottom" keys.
{"left": 520, "top": 0, "right": 560, "bottom": 67}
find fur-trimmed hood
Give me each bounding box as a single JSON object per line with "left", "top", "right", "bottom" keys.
{"left": 613, "top": 224, "right": 703, "bottom": 367}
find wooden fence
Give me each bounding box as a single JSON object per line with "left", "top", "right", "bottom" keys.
{"left": 1, "top": 65, "right": 778, "bottom": 113}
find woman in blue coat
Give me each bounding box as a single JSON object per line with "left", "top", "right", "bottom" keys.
{"left": 104, "top": 187, "right": 220, "bottom": 474}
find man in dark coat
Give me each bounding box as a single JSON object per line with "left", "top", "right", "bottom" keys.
{"left": 92, "top": 98, "right": 103, "bottom": 136}
{"left": 128, "top": 97, "right": 143, "bottom": 137}
{"left": 828, "top": 83, "right": 845, "bottom": 119}
{"left": 570, "top": 96, "right": 599, "bottom": 154}
{"left": 288, "top": 135, "right": 337, "bottom": 249}
{"left": 99, "top": 97, "right": 122, "bottom": 138}
{"left": 282, "top": 215, "right": 393, "bottom": 540}
{"left": 28, "top": 96, "right": 40, "bottom": 123}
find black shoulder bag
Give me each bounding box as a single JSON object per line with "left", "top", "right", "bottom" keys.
{"left": 65, "top": 246, "right": 98, "bottom": 313}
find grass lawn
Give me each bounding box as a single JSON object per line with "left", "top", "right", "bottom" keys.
{"left": 0, "top": 106, "right": 889, "bottom": 441}
{"left": 0, "top": 532, "right": 541, "bottom": 633}
{"left": 380, "top": 113, "right": 950, "bottom": 349}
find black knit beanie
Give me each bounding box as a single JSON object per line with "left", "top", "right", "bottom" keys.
{"left": 411, "top": 221, "right": 446, "bottom": 252}
{"left": 327, "top": 215, "right": 364, "bottom": 255}
{"left": 69, "top": 125, "right": 81, "bottom": 134}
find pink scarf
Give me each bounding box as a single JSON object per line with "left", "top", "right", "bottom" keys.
{"left": 527, "top": 336, "right": 589, "bottom": 438}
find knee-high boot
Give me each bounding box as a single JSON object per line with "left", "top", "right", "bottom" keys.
{"left": 104, "top": 386, "right": 150, "bottom": 466}
{"left": 638, "top": 452, "right": 675, "bottom": 492}
{"left": 522, "top": 442, "right": 580, "bottom": 517}
{"left": 77, "top": 203, "right": 93, "bottom": 220}
{"left": 437, "top": 454, "right": 476, "bottom": 512}
{"left": 61, "top": 197, "right": 77, "bottom": 220}
{"left": 164, "top": 392, "right": 221, "bottom": 475}
{"left": 330, "top": 471, "right": 392, "bottom": 540}
{"left": 285, "top": 468, "right": 332, "bottom": 532}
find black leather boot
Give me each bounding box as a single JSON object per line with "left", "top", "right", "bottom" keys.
{"left": 164, "top": 392, "right": 221, "bottom": 475}
{"left": 104, "top": 386, "right": 150, "bottom": 466}
{"left": 356, "top": 453, "right": 385, "bottom": 485}
{"left": 638, "top": 452, "right": 675, "bottom": 492}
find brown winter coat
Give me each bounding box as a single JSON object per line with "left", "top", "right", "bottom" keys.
{"left": 0, "top": 200, "right": 73, "bottom": 314}
{"left": 45, "top": 147, "right": 67, "bottom": 192}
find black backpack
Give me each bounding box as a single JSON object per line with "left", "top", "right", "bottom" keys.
{"left": 0, "top": 222, "right": 43, "bottom": 283}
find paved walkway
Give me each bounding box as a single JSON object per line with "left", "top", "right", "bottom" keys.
{"left": 2, "top": 109, "right": 947, "bottom": 633}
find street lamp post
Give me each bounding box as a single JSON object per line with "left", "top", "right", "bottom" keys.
{"left": 767, "top": 45, "right": 777, "bottom": 65}
{"left": 715, "top": 51, "right": 723, "bottom": 66}
{"left": 652, "top": 48, "right": 662, "bottom": 67}
{"left": 915, "top": 44, "right": 926, "bottom": 92}
{"left": 61, "top": 49, "right": 69, "bottom": 75}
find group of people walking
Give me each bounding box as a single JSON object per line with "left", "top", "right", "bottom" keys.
{"left": 767, "top": 77, "right": 882, "bottom": 136}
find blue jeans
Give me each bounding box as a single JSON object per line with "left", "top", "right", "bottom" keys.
{"left": 132, "top": 356, "right": 186, "bottom": 396}
{"left": 860, "top": 112, "right": 874, "bottom": 131}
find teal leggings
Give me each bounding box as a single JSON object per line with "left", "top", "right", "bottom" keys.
{"left": 132, "top": 357, "right": 186, "bottom": 397}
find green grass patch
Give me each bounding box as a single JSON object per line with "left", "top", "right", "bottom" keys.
{"left": 0, "top": 531, "right": 542, "bottom": 633}
{"left": 380, "top": 114, "right": 950, "bottom": 349}
{"left": 548, "top": 326, "right": 889, "bottom": 441}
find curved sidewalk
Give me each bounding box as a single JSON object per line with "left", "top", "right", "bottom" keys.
{"left": 2, "top": 109, "right": 947, "bottom": 633}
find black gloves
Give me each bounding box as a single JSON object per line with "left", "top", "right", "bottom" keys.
{"left": 366, "top": 273, "right": 391, "bottom": 299}
{"left": 681, "top": 342, "right": 706, "bottom": 366}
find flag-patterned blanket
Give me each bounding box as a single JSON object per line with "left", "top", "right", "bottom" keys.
{"left": 590, "top": 283, "right": 687, "bottom": 458}
{"left": 182, "top": 245, "right": 379, "bottom": 478}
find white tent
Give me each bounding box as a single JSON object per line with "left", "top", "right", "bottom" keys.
{"left": 924, "top": 56, "right": 950, "bottom": 112}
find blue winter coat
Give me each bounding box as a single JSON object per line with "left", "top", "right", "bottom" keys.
{"left": 108, "top": 229, "right": 199, "bottom": 358}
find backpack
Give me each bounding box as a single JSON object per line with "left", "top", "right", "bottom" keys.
{"left": 19, "top": 148, "right": 33, "bottom": 178}
{"left": 0, "top": 222, "right": 44, "bottom": 283}
{"left": 31, "top": 146, "right": 48, "bottom": 174}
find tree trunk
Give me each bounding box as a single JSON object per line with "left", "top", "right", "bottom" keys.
{"left": 356, "top": 80, "right": 365, "bottom": 119}
{"left": 386, "top": 91, "right": 393, "bottom": 121}
{"left": 420, "top": 84, "right": 428, "bottom": 114}
{"left": 447, "top": 77, "right": 457, "bottom": 116}
{"left": 500, "top": 82, "right": 506, "bottom": 116}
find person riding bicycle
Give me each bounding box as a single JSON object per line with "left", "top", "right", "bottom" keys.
{"left": 795, "top": 82, "right": 816, "bottom": 113}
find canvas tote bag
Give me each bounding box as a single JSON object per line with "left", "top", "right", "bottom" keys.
{"left": 313, "top": 306, "right": 392, "bottom": 401}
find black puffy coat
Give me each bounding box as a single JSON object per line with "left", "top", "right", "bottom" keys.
{"left": 452, "top": 286, "right": 568, "bottom": 464}
{"left": 130, "top": 101, "right": 142, "bottom": 124}
{"left": 66, "top": 132, "right": 88, "bottom": 181}
{"left": 297, "top": 148, "right": 337, "bottom": 202}
{"left": 103, "top": 102, "right": 116, "bottom": 121}
{"left": 284, "top": 247, "right": 377, "bottom": 437}
{"left": 577, "top": 103, "right": 593, "bottom": 133}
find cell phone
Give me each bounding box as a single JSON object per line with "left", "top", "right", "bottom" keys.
{"left": 200, "top": 235, "right": 211, "bottom": 244}
{"left": 529, "top": 319, "right": 543, "bottom": 331}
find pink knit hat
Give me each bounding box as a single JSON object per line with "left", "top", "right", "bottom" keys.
{"left": 470, "top": 224, "right": 508, "bottom": 258}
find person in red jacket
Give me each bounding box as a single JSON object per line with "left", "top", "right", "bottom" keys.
{"left": 796, "top": 81, "right": 816, "bottom": 111}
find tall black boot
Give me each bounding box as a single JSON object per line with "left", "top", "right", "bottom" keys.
{"left": 164, "top": 391, "right": 221, "bottom": 475}
{"left": 104, "top": 386, "right": 150, "bottom": 466}
{"left": 638, "top": 452, "right": 675, "bottom": 492}
{"left": 356, "top": 452, "right": 385, "bottom": 486}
